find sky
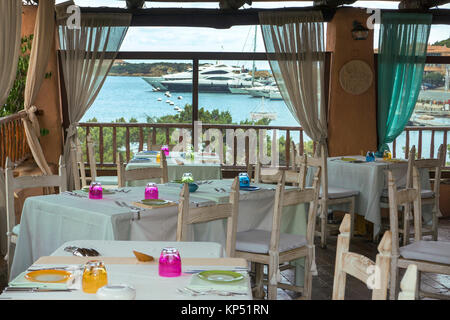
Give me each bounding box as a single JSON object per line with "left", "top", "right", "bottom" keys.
{"left": 56, "top": 1, "right": 450, "bottom": 67}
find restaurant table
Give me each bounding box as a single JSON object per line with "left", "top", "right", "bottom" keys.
{"left": 10, "top": 179, "right": 310, "bottom": 284}
{"left": 2, "top": 241, "right": 252, "bottom": 300}
{"left": 308, "top": 156, "right": 433, "bottom": 238}
{"left": 126, "top": 151, "right": 222, "bottom": 186}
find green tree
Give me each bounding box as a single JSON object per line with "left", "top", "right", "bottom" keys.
{"left": 423, "top": 72, "right": 445, "bottom": 87}
{"left": 1, "top": 35, "right": 33, "bottom": 117}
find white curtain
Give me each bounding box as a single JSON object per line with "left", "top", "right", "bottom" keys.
{"left": 57, "top": 12, "right": 131, "bottom": 189}
{"left": 0, "top": 0, "right": 22, "bottom": 107}
{"left": 0, "top": 0, "right": 22, "bottom": 255}
{"left": 22, "top": 0, "right": 55, "bottom": 176}
{"left": 259, "top": 11, "right": 328, "bottom": 156}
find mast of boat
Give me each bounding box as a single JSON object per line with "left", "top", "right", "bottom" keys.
{"left": 251, "top": 25, "right": 257, "bottom": 86}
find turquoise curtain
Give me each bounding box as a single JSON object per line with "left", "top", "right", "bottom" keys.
{"left": 376, "top": 12, "right": 432, "bottom": 157}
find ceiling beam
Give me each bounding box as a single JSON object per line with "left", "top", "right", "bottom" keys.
{"left": 79, "top": 6, "right": 450, "bottom": 27}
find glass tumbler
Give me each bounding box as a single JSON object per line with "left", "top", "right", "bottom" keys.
{"left": 158, "top": 247, "right": 181, "bottom": 277}
{"left": 145, "top": 183, "right": 159, "bottom": 200}
{"left": 161, "top": 145, "right": 170, "bottom": 156}
{"left": 82, "top": 260, "right": 108, "bottom": 294}
{"left": 89, "top": 182, "right": 103, "bottom": 200}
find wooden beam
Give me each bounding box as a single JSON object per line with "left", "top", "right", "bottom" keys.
{"left": 78, "top": 7, "right": 450, "bottom": 26}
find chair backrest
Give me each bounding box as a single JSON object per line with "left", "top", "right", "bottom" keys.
{"left": 70, "top": 138, "right": 88, "bottom": 190}
{"left": 387, "top": 166, "right": 423, "bottom": 256}
{"left": 177, "top": 177, "right": 240, "bottom": 257}
{"left": 269, "top": 168, "right": 321, "bottom": 254}
{"left": 116, "top": 152, "right": 168, "bottom": 187}
{"left": 295, "top": 144, "right": 327, "bottom": 194}
{"left": 409, "top": 144, "right": 445, "bottom": 200}
{"left": 332, "top": 214, "right": 392, "bottom": 300}
{"left": 4, "top": 156, "right": 67, "bottom": 237}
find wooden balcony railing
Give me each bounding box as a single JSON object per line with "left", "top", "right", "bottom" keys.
{"left": 392, "top": 126, "right": 449, "bottom": 169}
{"left": 0, "top": 111, "right": 30, "bottom": 169}
{"left": 77, "top": 122, "right": 450, "bottom": 170}
{"left": 77, "top": 122, "right": 307, "bottom": 169}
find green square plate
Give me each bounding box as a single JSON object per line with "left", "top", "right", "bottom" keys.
{"left": 197, "top": 270, "right": 244, "bottom": 283}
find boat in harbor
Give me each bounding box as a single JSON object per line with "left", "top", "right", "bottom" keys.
{"left": 249, "top": 97, "right": 277, "bottom": 121}
{"left": 142, "top": 63, "right": 256, "bottom": 93}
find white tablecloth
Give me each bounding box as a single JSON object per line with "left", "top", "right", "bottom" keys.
{"left": 3, "top": 241, "right": 251, "bottom": 300}
{"left": 10, "top": 180, "right": 309, "bottom": 282}
{"left": 126, "top": 151, "right": 222, "bottom": 186}
{"left": 309, "top": 156, "right": 432, "bottom": 237}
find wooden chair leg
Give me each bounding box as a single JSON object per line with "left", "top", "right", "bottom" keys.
{"left": 389, "top": 259, "right": 399, "bottom": 300}
{"left": 432, "top": 204, "right": 439, "bottom": 241}
{"left": 349, "top": 197, "right": 355, "bottom": 240}
{"left": 320, "top": 205, "right": 327, "bottom": 249}
{"left": 267, "top": 261, "right": 278, "bottom": 300}
{"left": 252, "top": 263, "right": 265, "bottom": 299}
{"left": 303, "top": 253, "right": 312, "bottom": 300}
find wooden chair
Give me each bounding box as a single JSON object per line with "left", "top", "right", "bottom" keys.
{"left": 332, "top": 214, "right": 392, "bottom": 300}
{"left": 387, "top": 167, "right": 450, "bottom": 300}
{"left": 296, "top": 145, "right": 359, "bottom": 248}
{"left": 234, "top": 168, "right": 321, "bottom": 300}
{"left": 379, "top": 146, "right": 416, "bottom": 246}
{"left": 381, "top": 144, "right": 445, "bottom": 245}
{"left": 4, "top": 156, "right": 67, "bottom": 279}
{"left": 177, "top": 177, "right": 239, "bottom": 257}
{"left": 410, "top": 144, "right": 445, "bottom": 242}
{"left": 70, "top": 137, "right": 88, "bottom": 190}
{"left": 116, "top": 151, "right": 168, "bottom": 187}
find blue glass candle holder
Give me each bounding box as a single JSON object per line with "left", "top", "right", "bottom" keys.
{"left": 239, "top": 172, "right": 250, "bottom": 188}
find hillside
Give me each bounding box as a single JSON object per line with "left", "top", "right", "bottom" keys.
{"left": 432, "top": 37, "right": 450, "bottom": 48}
{"left": 109, "top": 61, "right": 192, "bottom": 76}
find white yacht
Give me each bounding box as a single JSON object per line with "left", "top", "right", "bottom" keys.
{"left": 142, "top": 63, "right": 256, "bottom": 93}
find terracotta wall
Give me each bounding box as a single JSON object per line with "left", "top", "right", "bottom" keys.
{"left": 326, "top": 8, "right": 378, "bottom": 157}
{"left": 21, "top": 6, "right": 63, "bottom": 167}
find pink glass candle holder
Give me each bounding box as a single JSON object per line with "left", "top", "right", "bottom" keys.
{"left": 161, "top": 145, "right": 169, "bottom": 156}
{"left": 158, "top": 247, "right": 181, "bottom": 277}
{"left": 89, "top": 182, "right": 103, "bottom": 200}
{"left": 145, "top": 183, "right": 159, "bottom": 200}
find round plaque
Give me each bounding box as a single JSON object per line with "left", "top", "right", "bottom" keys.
{"left": 339, "top": 60, "right": 373, "bottom": 95}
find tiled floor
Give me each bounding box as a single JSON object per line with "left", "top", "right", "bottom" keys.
{"left": 0, "top": 218, "right": 449, "bottom": 300}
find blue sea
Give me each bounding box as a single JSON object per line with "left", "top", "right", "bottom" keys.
{"left": 83, "top": 76, "right": 450, "bottom": 163}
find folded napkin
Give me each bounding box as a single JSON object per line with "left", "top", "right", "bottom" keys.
{"left": 9, "top": 266, "right": 83, "bottom": 290}
{"left": 186, "top": 272, "right": 248, "bottom": 293}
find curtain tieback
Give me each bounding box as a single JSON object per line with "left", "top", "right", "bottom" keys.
{"left": 24, "top": 106, "right": 41, "bottom": 137}
{"left": 66, "top": 123, "right": 80, "bottom": 140}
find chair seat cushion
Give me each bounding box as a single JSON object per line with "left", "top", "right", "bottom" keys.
{"left": 400, "top": 240, "right": 450, "bottom": 265}
{"left": 381, "top": 188, "right": 434, "bottom": 199}
{"left": 322, "top": 186, "right": 359, "bottom": 199}
{"left": 94, "top": 176, "right": 118, "bottom": 186}
{"left": 235, "top": 229, "right": 307, "bottom": 254}
{"left": 12, "top": 224, "right": 20, "bottom": 236}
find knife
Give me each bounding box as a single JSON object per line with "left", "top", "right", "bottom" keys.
{"left": 4, "top": 287, "right": 75, "bottom": 292}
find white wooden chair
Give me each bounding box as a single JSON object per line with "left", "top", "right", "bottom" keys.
{"left": 4, "top": 156, "right": 67, "bottom": 279}
{"left": 332, "top": 214, "right": 392, "bottom": 300}
{"left": 116, "top": 151, "right": 168, "bottom": 188}
{"left": 296, "top": 145, "right": 359, "bottom": 249}
{"left": 234, "top": 168, "right": 321, "bottom": 300}
{"left": 70, "top": 137, "right": 88, "bottom": 190}
{"left": 387, "top": 167, "right": 450, "bottom": 300}
{"left": 177, "top": 177, "right": 239, "bottom": 257}
{"left": 381, "top": 144, "right": 445, "bottom": 245}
